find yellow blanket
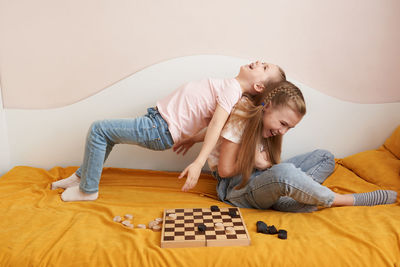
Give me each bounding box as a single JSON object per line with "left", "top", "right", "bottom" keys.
{"left": 1, "top": 126, "right": 399, "bottom": 266}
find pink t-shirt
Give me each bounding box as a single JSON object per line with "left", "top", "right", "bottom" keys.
{"left": 156, "top": 78, "right": 242, "bottom": 143}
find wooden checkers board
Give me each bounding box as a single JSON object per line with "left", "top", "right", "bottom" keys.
{"left": 160, "top": 207, "right": 251, "bottom": 248}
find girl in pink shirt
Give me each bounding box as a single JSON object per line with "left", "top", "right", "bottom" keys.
{"left": 52, "top": 61, "right": 286, "bottom": 201}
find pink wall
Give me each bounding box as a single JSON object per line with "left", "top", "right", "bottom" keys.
{"left": 1, "top": 0, "right": 399, "bottom": 109}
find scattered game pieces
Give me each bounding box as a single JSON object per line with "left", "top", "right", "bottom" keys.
{"left": 267, "top": 225, "right": 278, "bottom": 235}
{"left": 215, "top": 222, "right": 224, "bottom": 230}
{"left": 113, "top": 214, "right": 135, "bottom": 229}
{"left": 228, "top": 209, "right": 238, "bottom": 217}
{"left": 210, "top": 205, "right": 220, "bottom": 212}
{"left": 256, "top": 221, "right": 268, "bottom": 234}
{"left": 198, "top": 224, "right": 206, "bottom": 232}
{"left": 256, "top": 221, "right": 287, "bottom": 239}
{"left": 137, "top": 224, "right": 146, "bottom": 229}
{"left": 160, "top": 207, "right": 251, "bottom": 248}
{"left": 167, "top": 213, "right": 177, "bottom": 220}
{"left": 152, "top": 225, "right": 161, "bottom": 231}
{"left": 124, "top": 214, "right": 133, "bottom": 220}
{"left": 149, "top": 221, "right": 157, "bottom": 229}
{"left": 278, "top": 230, "right": 287, "bottom": 239}
{"left": 113, "top": 213, "right": 164, "bottom": 231}
{"left": 225, "top": 227, "right": 235, "bottom": 234}
{"left": 148, "top": 218, "right": 164, "bottom": 231}
{"left": 113, "top": 216, "right": 123, "bottom": 223}
{"left": 122, "top": 220, "right": 134, "bottom": 228}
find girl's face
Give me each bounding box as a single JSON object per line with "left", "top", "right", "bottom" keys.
{"left": 238, "top": 61, "right": 282, "bottom": 87}
{"left": 262, "top": 103, "right": 303, "bottom": 138}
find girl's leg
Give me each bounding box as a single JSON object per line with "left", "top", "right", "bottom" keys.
{"left": 52, "top": 124, "right": 120, "bottom": 190}
{"left": 271, "top": 197, "right": 318, "bottom": 213}
{"left": 273, "top": 190, "right": 398, "bottom": 212}
{"left": 283, "top": 149, "right": 335, "bottom": 184}
{"left": 332, "top": 191, "right": 397, "bottom": 206}
{"left": 273, "top": 149, "right": 335, "bottom": 211}
{"left": 332, "top": 193, "right": 354, "bottom": 206}
{"left": 224, "top": 163, "right": 397, "bottom": 211}
{"left": 61, "top": 108, "right": 173, "bottom": 201}
{"left": 51, "top": 173, "right": 81, "bottom": 189}
{"left": 225, "top": 163, "right": 336, "bottom": 210}
{"left": 276, "top": 150, "right": 397, "bottom": 210}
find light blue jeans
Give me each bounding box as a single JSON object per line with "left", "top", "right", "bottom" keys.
{"left": 213, "top": 149, "right": 336, "bottom": 212}
{"left": 76, "top": 107, "right": 174, "bottom": 193}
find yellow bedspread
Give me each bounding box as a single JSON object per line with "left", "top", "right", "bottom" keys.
{"left": 1, "top": 126, "right": 399, "bottom": 266}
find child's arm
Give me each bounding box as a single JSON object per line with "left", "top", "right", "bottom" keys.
{"left": 173, "top": 128, "right": 206, "bottom": 156}
{"left": 218, "top": 141, "right": 271, "bottom": 177}
{"left": 254, "top": 150, "right": 272, "bottom": 170}
{"left": 179, "top": 104, "right": 229, "bottom": 191}
{"left": 217, "top": 139, "right": 240, "bottom": 177}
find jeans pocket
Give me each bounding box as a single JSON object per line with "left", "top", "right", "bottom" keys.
{"left": 143, "top": 135, "right": 164, "bottom": 151}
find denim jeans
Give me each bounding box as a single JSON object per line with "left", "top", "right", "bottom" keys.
{"left": 214, "top": 149, "right": 336, "bottom": 212}
{"left": 76, "top": 107, "right": 174, "bottom": 193}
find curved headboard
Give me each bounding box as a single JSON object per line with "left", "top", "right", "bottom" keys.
{"left": 1, "top": 55, "right": 399, "bottom": 175}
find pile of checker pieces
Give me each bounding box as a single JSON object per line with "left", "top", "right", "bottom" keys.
{"left": 161, "top": 205, "right": 251, "bottom": 248}
{"left": 256, "top": 220, "right": 287, "bottom": 239}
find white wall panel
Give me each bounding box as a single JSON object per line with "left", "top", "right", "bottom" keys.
{"left": 0, "top": 85, "right": 11, "bottom": 175}
{"left": 4, "top": 55, "right": 400, "bottom": 174}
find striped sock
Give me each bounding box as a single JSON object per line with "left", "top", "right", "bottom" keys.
{"left": 353, "top": 190, "right": 397, "bottom": 206}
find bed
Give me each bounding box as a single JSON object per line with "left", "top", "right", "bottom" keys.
{"left": 1, "top": 56, "right": 399, "bottom": 266}
{"left": 0, "top": 126, "right": 399, "bottom": 266}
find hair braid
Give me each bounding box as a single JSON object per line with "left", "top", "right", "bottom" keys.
{"left": 233, "top": 80, "right": 306, "bottom": 190}
{"left": 264, "top": 83, "right": 303, "bottom": 104}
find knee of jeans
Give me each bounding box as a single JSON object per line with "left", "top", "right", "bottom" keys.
{"left": 89, "top": 120, "right": 105, "bottom": 136}
{"left": 256, "top": 163, "right": 299, "bottom": 188}
{"left": 314, "top": 149, "right": 335, "bottom": 170}
{"left": 313, "top": 149, "right": 334, "bottom": 161}
{"left": 269, "top": 163, "right": 298, "bottom": 178}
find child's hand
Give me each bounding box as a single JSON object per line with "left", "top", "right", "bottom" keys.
{"left": 254, "top": 150, "right": 272, "bottom": 170}
{"left": 179, "top": 162, "right": 202, "bottom": 192}
{"left": 173, "top": 137, "right": 195, "bottom": 156}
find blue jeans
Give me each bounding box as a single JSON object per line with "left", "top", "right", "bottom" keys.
{"left": 214, "top": 149, "right": 336, "bottom": 212}
{"left": 76, "top": 107, "right": 174, "bottom": 193}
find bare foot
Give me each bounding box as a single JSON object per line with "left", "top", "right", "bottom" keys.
{"left": 61, "top": 185, "right": 98, "bottom": 202}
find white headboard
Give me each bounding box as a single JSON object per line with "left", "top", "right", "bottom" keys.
{"left": 1, "top": 55, "right": 399, "bottom": 175}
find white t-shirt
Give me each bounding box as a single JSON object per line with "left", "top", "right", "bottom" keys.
{"left": 156, "top": 78, "right": 242, "bottom": 143}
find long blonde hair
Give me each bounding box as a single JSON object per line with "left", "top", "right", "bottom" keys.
{"left": 231, "top": 80, "right": 306, "bottom": 189}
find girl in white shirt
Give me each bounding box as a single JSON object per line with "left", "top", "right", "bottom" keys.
{"left": 176, "top": 81, "right": 397, "bottom": 211}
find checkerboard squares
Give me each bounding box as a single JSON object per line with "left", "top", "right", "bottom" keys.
{"left": 161, "top": 207, "right": 251, "bottom": 248}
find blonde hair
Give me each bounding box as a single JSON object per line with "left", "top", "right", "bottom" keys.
{"left": 263, "top": 65, "right": 286, "bottom": 88}
{"left": 230, "top": 80, "right": 306, "bottom": 189}
{"left": 277, "top": 66, "right": 286, "bottom": 83}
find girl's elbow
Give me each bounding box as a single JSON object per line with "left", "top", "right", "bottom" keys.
{"left": 217, "top": 165, "right": 235, "bottom": 178}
